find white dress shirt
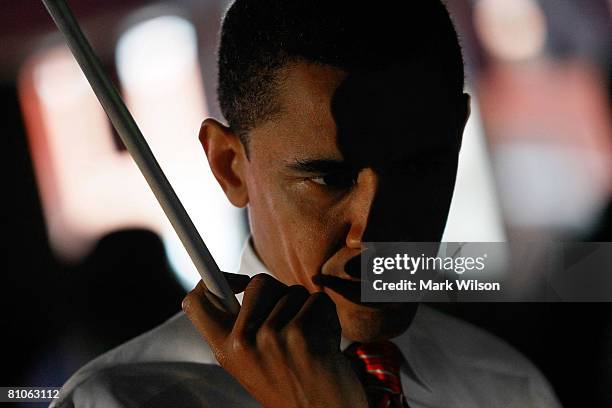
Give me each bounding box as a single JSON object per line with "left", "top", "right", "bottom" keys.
{"left": 52, "top": 240, "right": 561, "bottom": 408}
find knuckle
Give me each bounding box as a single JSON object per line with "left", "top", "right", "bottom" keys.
{"left": 246, "top": 273, "right": 286, "bottom": 296}
{"left": 241, "top": 274, "right": 271, "bottom": 299}
{"left": 181, "top": 292, "right": 197, "bottom": 313}
{"left": 227, "top": 333, "right": 253, "bottom": 355}
{"left": 284, "top": 322, "right": 307, "bottom": 348}
{"left": 290, "top": 316, "right": 311, "bottom": 340}
{"left": 257, "top": 324, "right": 283, "bottom": 350}
{"left": 249, "top": 273, "right": 275, "bottom": 287}
{"left": 213, "top": 348, "right": 229, "bottom": 367}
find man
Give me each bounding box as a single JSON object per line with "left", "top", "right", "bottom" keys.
{"left": 53, "top": 1, "right": 561, "bottom": 407}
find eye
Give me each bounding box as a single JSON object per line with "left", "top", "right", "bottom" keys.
{"left": 310, "top": 172, "right": 357, "bottom": 189}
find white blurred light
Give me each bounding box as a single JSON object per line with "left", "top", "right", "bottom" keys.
{"left": 23, "top": 15, "right": 246, "bottom": 290}
{"left": 474, "top": 0, "right": 547, "bottom": 61}
{"left": 26, "top": 45, "right": 163, "bottom": 258}
{"left": 116, "top": 15, "right": 199, "bottom": 88}
{"left": 116, "top": 15, "right": 246, "bottom": 289}
{"left": 34, "top": 47, "right": 90, "bottom": 104}
{"left": 494, "top": 141, "right": 609, "bottom": 231}
{"left": 443, "top": 98, "right": 506, "bottom": 242}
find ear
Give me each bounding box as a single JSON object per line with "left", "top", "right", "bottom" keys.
{"left": 456, "top": 93, "right": 471, "bottom": 150}
{"left": 199, "top": 118, "right": 249, "bottom": 208}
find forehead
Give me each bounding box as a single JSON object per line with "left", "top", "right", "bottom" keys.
{"left": 248, "top": 61, "right": 460, "bottom": 165}
{"left": 248, "top": 62, "right": 346, "bottom": 161}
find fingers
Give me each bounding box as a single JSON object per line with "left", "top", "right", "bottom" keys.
{"left": 234, "top": 274, "right": 288, "bottom": 336}
{"left": 182, "top": 280, "right": 236, "bottom": 351}
{"left": 264, "top": 285, "right": 310, "bottom": 331}
{"left": 183, "top": 273, "right": 342, "bottom": 368}
{"left": 235, "top": 276, "right": 340, "bottom": 352}
{"left": 183, "top": 273, "right": 289, "bottom": 354}
{"left": 259, "top": 288, "right": 341, "bottom": 359}
{"left": 293, "top": 292, "right": 341, "bottom": 354}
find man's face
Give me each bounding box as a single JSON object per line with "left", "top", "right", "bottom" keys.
{"left": 234, "top": 62, "right": 463, "bottom": 342}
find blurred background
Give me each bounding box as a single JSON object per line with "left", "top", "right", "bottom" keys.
{"left": 0, "top": 0, "right": 610, "bottom": 406}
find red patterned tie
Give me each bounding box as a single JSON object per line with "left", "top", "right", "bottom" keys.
{"left": 344, "top": 341, "right": 410, "bottom": 408}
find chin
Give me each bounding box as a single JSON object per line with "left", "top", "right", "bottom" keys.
{"left": 335, "top": 297, "right": 419, "bottom": 343}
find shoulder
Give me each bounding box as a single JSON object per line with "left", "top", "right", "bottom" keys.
{"left": 412, "top": 305, "right": 531, "bottom": 373}
{"left": 52, "top": 312, "right": 219, "bottom": 407}
{"left": 403, "top": 305, "right": 561, "bottom": 407}
{"left": 52, "top": 362, "right": 255, "bottom": 408}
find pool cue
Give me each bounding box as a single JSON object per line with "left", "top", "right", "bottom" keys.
{"left": 41, "top": 0, "right": 240, "bottom": 314}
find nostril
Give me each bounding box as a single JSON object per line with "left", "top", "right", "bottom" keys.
{"left": 344, "top": 255, "right": 362, "bottom": 278}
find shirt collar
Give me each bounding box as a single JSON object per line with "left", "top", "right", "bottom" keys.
{"left": 237, "top": 237, "right": 269, "bottom": 277}
{"left": 236, "top": 237, "right": 431, "bottom": 394}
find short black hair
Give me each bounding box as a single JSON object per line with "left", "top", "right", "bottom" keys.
{"left": 218, "top": 0, "right": 464, "bottom": 148}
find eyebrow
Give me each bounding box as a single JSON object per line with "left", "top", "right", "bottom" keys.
{"left": 286, "top": 158, "right": 352, "bottom": 174}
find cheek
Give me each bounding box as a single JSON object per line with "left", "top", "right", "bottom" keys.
{"left": 246, "top": 171, "right": 343, "bottom": 287}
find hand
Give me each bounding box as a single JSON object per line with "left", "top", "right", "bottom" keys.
{"left": 182, "top": 273, "right": 368, "bottom": 408}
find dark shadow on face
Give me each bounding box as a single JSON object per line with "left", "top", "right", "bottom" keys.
{"left": 331, "top": 62, "right": 465, "bottom": 243}
{"left": 325, "top": 64, "right": 466, "bottom": 341}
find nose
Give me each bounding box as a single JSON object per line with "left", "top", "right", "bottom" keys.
{"left": 345, "top": 168, "right": 378, "bottom": 249}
